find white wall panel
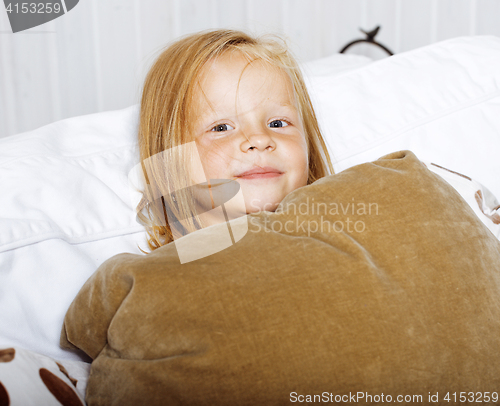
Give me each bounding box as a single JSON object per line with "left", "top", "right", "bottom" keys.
{"left": 136, "top": 0, "right": 176, "bottom": 97}
{"left": 435, "top": 0, "right": 472, "bottom": 41}
{"left": 1, "top": 0, "right": 500, "bottom": 138}
{"left": 280, "top": 0, "right": 323, "bottom": 61}
{"left": 177, "top": 0, "right": 220, "bottom": 36}
{"left": 53, "top": 0, "right": 99, "bottom": 121}
{"left": 91, "top": 0, "right": 142, "bottom": 111}
{"left": 365, "top": 0, "right": 398, "bottom": 57}
{"left": 1, "top": 22, "right": 58, "bottom": 136}
{"left": 46, "top": 20, "right": 62, "bottom": 123}
{"left": 246, "top": 0, "right": 284, "bottom": 35}
{"left": 321, "top": 0, "right": 364, "bottom": 56}
{"left": 216, "top": 0, "right": 249, "bottom": 31}
{"left": 0, "top": 8, "right": 16, "bottom": 137}
{"left": 476, "top": 0, "right": 500, "bottom": 36}
{"left": 400, "top": 0, "right": 433, "bottom": 52}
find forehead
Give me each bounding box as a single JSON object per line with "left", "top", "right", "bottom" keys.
{"left": 193, "top": 51, "right": 297, "bottom": 110}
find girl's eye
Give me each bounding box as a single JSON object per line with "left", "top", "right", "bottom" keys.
{"left": 269, "top": 120, "right": 289, "bottom": 128}
{"left": 211, "top": 123, "right": 234, "bottom": 132}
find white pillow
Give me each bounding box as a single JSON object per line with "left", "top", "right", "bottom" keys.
{"left": 306, "top": 35, "right": 500, "bottom": 199}
{"left": 1, "top": 37, "right": 500, "bottom": 364}
{"left": 0, "top": 106, "right": 145, "bottom": 362}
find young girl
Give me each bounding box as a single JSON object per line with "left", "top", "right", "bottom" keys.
{"left": 136, "top": 29, "right": 334, "bottom": 252}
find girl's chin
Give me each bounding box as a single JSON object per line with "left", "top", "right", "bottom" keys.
{"left": 245, "top": 201, "right": 280, "bottom": 214}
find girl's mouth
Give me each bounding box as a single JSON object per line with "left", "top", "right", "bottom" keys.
{"left": 235, "top": 166, "right": 284, "bottom": 179}
{"left": 237, "top": 172, "right": 284, "bottom": 180}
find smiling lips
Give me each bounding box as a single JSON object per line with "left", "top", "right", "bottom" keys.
{"left": 236, "top": 166, "right": 284, "bottom": 179}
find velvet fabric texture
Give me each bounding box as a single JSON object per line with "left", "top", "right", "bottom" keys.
{"left": 61, "top": 150, "right": 500, "bottom": 405}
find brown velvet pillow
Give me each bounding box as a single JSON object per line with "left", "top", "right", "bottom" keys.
{"left": 61, "top": 150, "right": 500, "bottom": 406}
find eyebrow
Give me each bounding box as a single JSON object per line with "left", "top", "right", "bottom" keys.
{"left": 273, "top": 101, "right": 300, "bottom": 113}
{"left": 278, "top": 102, "right": 298, "bottom": 109}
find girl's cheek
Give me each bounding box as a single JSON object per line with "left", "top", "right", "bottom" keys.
{"left": 195, "top": 135, "right": 211, "bottom": 148}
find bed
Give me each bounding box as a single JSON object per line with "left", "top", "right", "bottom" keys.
{"left": 1, "top": 35, "right": 500, "bottom": 405}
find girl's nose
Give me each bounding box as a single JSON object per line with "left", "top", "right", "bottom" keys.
{"left": 240, "top": 126, "right": 276, "bottom": 152}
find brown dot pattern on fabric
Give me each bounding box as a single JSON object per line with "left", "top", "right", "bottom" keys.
{"left": 0, "top": 381, "right": 9, "bottom": 406}
{"left": 39, "top": 368, "right": 84, "bottom": 406}
{"left": 55, "top": 362, "right": 78, "bottom": 387}
{"left": 0, "top": 349, "right": 15, "bottom": 363}
{"left": 431, "top": 162, "right": 472, "bottom": 180}
{"left": 475, "top": 190, "right": 500, "bottom": 225}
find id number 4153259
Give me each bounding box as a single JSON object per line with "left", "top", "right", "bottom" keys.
{"left": 444, "top": 392, "right": 498, "bottom": 403}
{"left": 5, "top": 3, "right": 62, "bottom": 14}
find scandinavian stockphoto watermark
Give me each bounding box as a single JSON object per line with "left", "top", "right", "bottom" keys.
{"left": 248, "top": 197, "right": 379, "bottom": 237}
{"left": 3, "top": 0, "right": 79, "bottom": 33}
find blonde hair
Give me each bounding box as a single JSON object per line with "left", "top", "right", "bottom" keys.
{"left": 136, "top": 29, "right": 334, "bottom": 253}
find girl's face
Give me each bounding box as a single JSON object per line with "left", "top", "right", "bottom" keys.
{"left": 190, "top": 51, "right": 309, "bottom": 219}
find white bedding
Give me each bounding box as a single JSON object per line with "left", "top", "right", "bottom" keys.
{"left": 0, "top": 106, "right": 146, "bottom": 362}
{"left": 1, "top": 36, "right": 500, "bottom": 369}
